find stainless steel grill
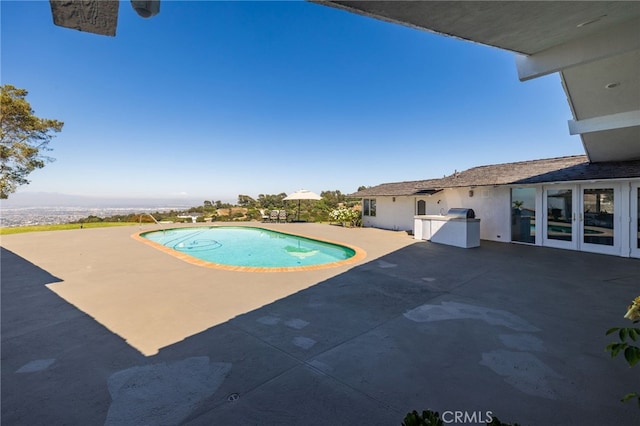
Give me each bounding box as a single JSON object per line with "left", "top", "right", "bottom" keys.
{"left": 445, "top": 208, "right": 475, "bottom": 219}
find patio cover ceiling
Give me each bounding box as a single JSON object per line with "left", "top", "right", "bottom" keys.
{"left": 314, "top": 1, "right": 640, "bottom": 163}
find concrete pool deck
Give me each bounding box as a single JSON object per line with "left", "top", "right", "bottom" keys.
{"left": 2, "top": 222, "right": 639, "bottom": 425}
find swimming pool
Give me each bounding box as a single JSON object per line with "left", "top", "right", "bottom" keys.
{"left": 135, "top": 226, "right": 365, "bottom": 272}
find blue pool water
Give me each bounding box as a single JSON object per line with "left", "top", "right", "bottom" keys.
{"left": 140, "top": 226, "right": 357, "bottom": 269}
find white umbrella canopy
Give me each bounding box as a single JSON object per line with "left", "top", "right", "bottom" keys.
{"left": 283, "top": 189, "right": 322, "bottom": 201}
{"left": 283, "top": 190, "right": 322, "bottom": 221}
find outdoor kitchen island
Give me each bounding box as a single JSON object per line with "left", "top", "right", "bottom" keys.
{"left": 414, "top": 208, "right": 480, "bottom": 248}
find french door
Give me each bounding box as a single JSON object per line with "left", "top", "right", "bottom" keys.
{"left": 580, "top": 184, "right": 620, "bottom": 255}
{"left": 631, "top": 182, "right": 640, "bottom": 258}
{"left": 543, "top": 184, "right": 621, "bottom": 255}
{"left": 543, "top": 185, "right": 577, "bottom": 250}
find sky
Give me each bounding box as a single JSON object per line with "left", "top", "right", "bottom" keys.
{"left": 1, "top": 0, "right": 585, "bottom": 205}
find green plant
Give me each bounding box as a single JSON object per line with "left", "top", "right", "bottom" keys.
{"left": 401, "top": 410, "right": 443, "bottom": 426}
{"left": 605, "top": 295, "right": 640, "bottom": 407}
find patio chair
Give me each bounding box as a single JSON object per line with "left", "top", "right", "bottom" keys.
{"left": 278, "top": 210, "right": 287, "bottom": 223}
{"left": 270, "top": 210, "right": 279, "bottom": 223}
{"left": 260, "top": 209, "right": 270, "bottom": 222}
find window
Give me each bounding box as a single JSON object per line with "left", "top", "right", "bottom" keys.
{"left": 363, "top": 199, "right": 376, "bottom": 217}
{"left": 417, "top": 200, "right": 426, "bottom": 215}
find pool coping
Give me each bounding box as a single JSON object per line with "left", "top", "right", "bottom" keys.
{"left": 131, "top": 225, "right": 367, "bottom": 272}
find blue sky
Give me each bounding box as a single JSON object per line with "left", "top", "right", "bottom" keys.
{"left": 1, "top": 0, "right": 584, "bottom": 204}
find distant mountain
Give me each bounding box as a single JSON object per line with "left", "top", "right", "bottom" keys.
{"left": 0, "top": 192, "right": 203, "bottom": 209}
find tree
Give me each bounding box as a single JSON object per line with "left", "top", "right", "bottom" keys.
{"left": 321, "top": 189, "right": 360, "bottom": 209}
{"left": 1, "top": 85, "right": 64, "bottom": 198}
{"left": 257, "top": 193, "right": 287, "bottom": 210}
{"left": 237, "top": 194, "right": 256, "bottom": 207}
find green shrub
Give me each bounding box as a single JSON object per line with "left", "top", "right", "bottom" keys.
{"left": 329, "top": 208, "right": 361, "bottom": 227}
{"left": 401, "top": 410, "right": 443, "bottom": 426}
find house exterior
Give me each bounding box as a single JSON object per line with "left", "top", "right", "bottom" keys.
{"left": 351, "top": 155, "right": 640, "bottom": 258}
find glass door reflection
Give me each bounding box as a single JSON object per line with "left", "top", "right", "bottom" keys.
{"left": 546, "top": 188, "right": 573, "bottom": 242}
{"left": 582, "top": 188, "right": 614, "bottom": 246}
{"left": 632, "top": 185, "right": 640, "bottom": 258}
{"left": 637, "top": 187, "right": 640, "bottom": 250}
{"left": 511, "top": 188, "right": 535, "bottom": 243}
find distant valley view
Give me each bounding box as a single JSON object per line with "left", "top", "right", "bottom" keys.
{"left": 0, "top": 191, "right": 360, "bottom": 227}
{"left": 0, "top": 192, "right": 203, "bottom": 227}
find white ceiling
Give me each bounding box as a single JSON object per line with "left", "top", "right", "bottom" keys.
{"left": 315, "top": 1, "right": 640, "bottom": 163}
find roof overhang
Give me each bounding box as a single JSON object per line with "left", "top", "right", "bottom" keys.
{"left": 414, "top": 189, "right": 442, "bottom": 196}
{"left": 315, "top": 1, "right": 640, "bottom": 163}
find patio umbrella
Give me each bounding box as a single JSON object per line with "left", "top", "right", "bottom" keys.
{"left": 283, "top": 189, "right": 322, "bottom": 222}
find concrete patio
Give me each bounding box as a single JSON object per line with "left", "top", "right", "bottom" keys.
{"left": 2, "top": 223, "right": 639, "bottom": 425}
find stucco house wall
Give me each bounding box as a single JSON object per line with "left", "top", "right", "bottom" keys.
{"left": 369, "top": 186, "right": 512, "bottom": 241}
{"left": 362, "top": 196, "right": 414, "bottom": 231}
{"left": 436, "top": 186, "right": 512, "bottom": 242}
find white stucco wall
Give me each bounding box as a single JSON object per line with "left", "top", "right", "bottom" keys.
{"left": 362, "top": 186, "right": 512, "bottom": 241}
{"left": 416, "top": 194, "right": 448, "bottom": 216}
{"left": 361, "top": 196, "right": 415, "bottom": 231}
{"left": 442, "top": 187, "right": 512, "bottom": 242}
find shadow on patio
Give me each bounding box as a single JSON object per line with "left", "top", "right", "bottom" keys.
{"left": 2, "top": 240, "right": 639, "bottom": 425}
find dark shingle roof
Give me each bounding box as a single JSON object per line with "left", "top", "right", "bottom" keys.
{"left": 350, "top": 179, "right": 444, "bottom": 197}
{"left": 351, "top": 155, "right": 640, "bottom": 197}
